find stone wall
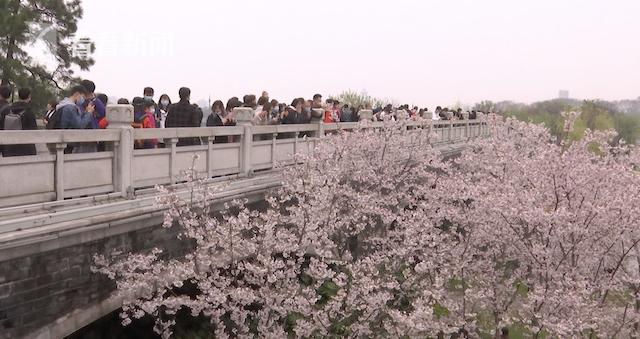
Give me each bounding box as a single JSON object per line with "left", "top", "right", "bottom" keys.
{"left": 0, "top": 221, "right": 186, "bottom": 339}
{"left": 0, "top": 195, "right": 269, "bottom": 339}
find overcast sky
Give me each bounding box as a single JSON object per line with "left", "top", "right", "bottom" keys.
{"left": 74, "top": 0, "right": 640, "bottom": 107}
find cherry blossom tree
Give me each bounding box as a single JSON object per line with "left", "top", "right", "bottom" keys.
{"left": 443, "top": 118, "right": 640, "bottom": 338}
{"left": 94, "top": 117, "right": 640, "bottom": 338}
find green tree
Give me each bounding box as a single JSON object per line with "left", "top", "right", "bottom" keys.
{"left": 330, "top": 90, "right": 392, "bottom": 109}
{"left": 0, "top": 0, "right": 94, "bottom": 114}
{"left": 472, "top": 100, "right": 495, "bottom": 112}
{"left": 489, "top": 98, "right": 640, "bottom": 144}
{"left": 614, "top": 114, "right": 640, "bottom": 144}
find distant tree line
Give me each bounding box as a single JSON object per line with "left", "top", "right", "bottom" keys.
{"left": 475, "top": 98, "right": 640, "bottom": 144}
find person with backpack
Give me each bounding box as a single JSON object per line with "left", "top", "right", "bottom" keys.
{"left": 0, "top": 88, "right": 38, "bottom": 157}
{"left": 47, "top": 85, "right": 90, "bottom": 130}
{"left": 131, "top": 99, "right": 158, "bottom": 149}
{"left": 46, "top": 85, "right": 93, "bottom": 153}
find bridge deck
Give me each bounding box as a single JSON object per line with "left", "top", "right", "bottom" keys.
{"left": 0, "top": 140, "right": 470, "bottom": 263}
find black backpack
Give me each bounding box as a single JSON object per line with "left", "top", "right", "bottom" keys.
{"left": 46, "top": 108, "right": 63, "bottom": 129}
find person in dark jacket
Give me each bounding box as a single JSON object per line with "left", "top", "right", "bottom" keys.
{"left": 0, "top": 85, "right": 12, "bottom": 156}
{"left": 281, "top": 98, "right": 302, "bottom": 125}
{"left": 43, "top": 99, "right": 58, "bottom": 126}
{"left": 206, "top": 100, "right": 236, "bottom": 144}
{"left": 0, "top": 85, "right": 10, "bottom": 114}
{"left": 0, "top": 88, "right": 37, "bottom": 157}
{"left": 165, "top": 87, "right": 202, "bottom": 146}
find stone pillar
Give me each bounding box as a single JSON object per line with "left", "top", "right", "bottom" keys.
{"left": 397, "top": 109, "right": 407, "bottom": 121}
{"left": 462, "top": 112, "right": 470, "bottom": 138}
{"left": 445, "top": 111, "right": 453, "bottom": 120}
{"left": 312, "top": 108, "right": 325, "bottom": 138}
{"left": 234, "top": 107, "right": 254, "bottom": 177}
{"left": 107, "top": 104, "right": 134, "bottom": 199}
{"left": 311, "top": 108, "right": 324, "bottom": 123}
{"left": 359, "top": 109, "right": 373, "bottom": 122}
{"left": 106, "top": 104, "right": 134, "bottom": 129}
{"left": 234, "top": 107, "right": 255, "bottom": 126}
{"left": 421, "top": 111, "right": 433, "bottom": 120}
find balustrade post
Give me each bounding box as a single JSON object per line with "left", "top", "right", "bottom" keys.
{"left": 234, "top": 107, "right": 254, "bottom": 177}
{"left": 293, "top": 132, "right": 299, "bottom": 160}
{"left": 271, "top": 133, "right": 277, "bottom": 169}
{"left": 448, "top": 121, "right": 453, "bottom": 142}
{"left": 358, "top": 109, "right": 373, "bottom": 122}
{"left": 422, "top": 111, "right": 433, "bottom": 138}
{"left": 168, "top": 138, "right": 178, "bottom": 184}
{"left": 106, "top": 104, "right": 134, "bottom": 199}
{"left": 312, "top": 108, "right": 324, "bottom": 138}
{"left": 317, "top": 120, "right": 325, "bottom": 138}
{"left": 207, "top": 136, "right": 215, "bottom": 178}
{"left": 54, "top": 142, "right": 67, "bottom": 201}
{"left": 462, "top": 112, "right": 469, "bottom": 139}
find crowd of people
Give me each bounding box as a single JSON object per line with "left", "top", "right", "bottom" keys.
{"left": 0, "top": 80, "right": 485, "bottom": 157}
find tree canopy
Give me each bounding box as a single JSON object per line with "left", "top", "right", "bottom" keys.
{"left": 95, "top": 119, "right": 640, "bottom": 338}
{"left": 492, "top": 98, "right": 640, "bottom": 144}
{"left": 0, "top": 0, "right": 94, "bottom": 112}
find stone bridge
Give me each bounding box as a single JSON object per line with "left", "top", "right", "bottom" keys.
{"left": 0, "top": 105, "right": 490, "bottom": 338}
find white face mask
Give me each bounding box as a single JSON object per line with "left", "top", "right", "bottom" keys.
{"left": 161, "top": 100, "right": 169, "bottom": 106}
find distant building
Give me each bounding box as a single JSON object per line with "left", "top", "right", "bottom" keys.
{"left": 558, "top": 90, "right": 569, "bottom": 99}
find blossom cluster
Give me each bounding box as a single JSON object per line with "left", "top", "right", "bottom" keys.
{"left": 93, "top": 117, "right": 640, "bottom": 338}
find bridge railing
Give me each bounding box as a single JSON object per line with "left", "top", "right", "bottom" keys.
{"left": 0, "top": 106, "right": 490, "bottom": 208}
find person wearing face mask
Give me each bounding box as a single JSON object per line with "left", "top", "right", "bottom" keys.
{"left": 52, "top": 85, "right": 91, "bottom": 130}
{"left": 131, "top": 99, "right": 158, "bottom": 149}
{"left": 72, "top": 100, "right": 99, "bottom": 153}
{"left": 158, "top": 94, "right": 172, "bottom": 128}
{"left": 143, "top": 87, "right": 162, "bottom": 124}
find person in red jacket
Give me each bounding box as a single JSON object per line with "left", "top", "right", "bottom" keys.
{"left": 132, "top": 99, "right": 158, "bottom": 149}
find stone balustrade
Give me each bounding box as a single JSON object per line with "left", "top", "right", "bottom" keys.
{"left": 0, "top": 105, "right": 490, "bottom": 210}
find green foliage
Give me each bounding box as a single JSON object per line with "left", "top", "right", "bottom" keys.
{"left": 284, "top": 312, "right": 304, "bottom": 337}
{"left": 447, "top": 277, "right": 467, "bottom": 292}
{"left": 473, "top": 100, "right": 495, "bottom": 112}
{"left": 433, "top": 303, "right": 450, "bottom": 319}
{"left": 614, "top": 113, "right": 640, "bottom": 144}
{"left": 316, "top": 280, "right": 340, "bottom": 306}
{"left": 514, "top": 280, "right": 529, "bottom": 297}
{"left": 0, "top": 0, "right": 95, "bottom": 114}
{"left": 494, "top": 98, "right": 640, "bottom": 144}
{"left": 330, "top": 90, "right": 392, "bottom": 109}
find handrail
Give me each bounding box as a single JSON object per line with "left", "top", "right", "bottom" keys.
{"left": 0, "top": 129, "right": 121, "bottom": 145}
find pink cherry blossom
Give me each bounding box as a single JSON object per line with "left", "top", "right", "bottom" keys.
{"left": 94, "top": 118, "right": 640, "bottom": 338}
